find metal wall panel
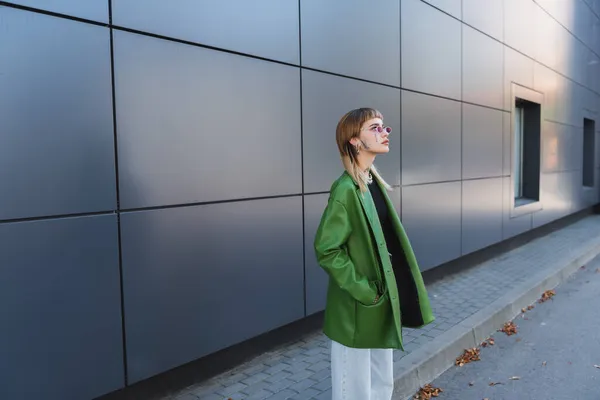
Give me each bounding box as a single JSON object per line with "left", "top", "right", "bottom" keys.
{"left": 402, "top": 91, "right": 461, "bottom": 185}
{"left": 421, "top": 0, "right": 461, "bottom": 19}
{"left": 503, "top": 112, "right": 512, "bottom": 177}
{"left": 304, "top": 193, "right": 330, "bottom": 315}
{"left": 301, "top": 0, "right": 400, "bottom": 86}
{"left": 120, "top": 197, "right": 304, "bottom": 383}
{"left": 113, "top": 31, "right": 302, "bottom": 209}
{"left": 533, "top": 62, "right": 559, "bottom": 122}
{"left": 541, "top": 122, "right": 568, "bottom": 174}
{"left": 462, "top": 26, "right": 504, "bottom": 110}
{"left": 462, "top": 104, "right": 504, "bottom": 179}
{"left": 462, "top": 178, "right": 503, "bottom": 255}
{"left": 462, "top": 0, "right": 503, "bottom": 40}
{"left": 112, "top": 0, "right": 299, "bottom": 64}
{"left": 534, "top": 4, "right": 562, "bottom": 75}
{"left": 504, "top": 47, "right": 535, "bottom": 112}
{"left": 502, "top": 177, "right": 533, "bottom": 239}
{"left": 302, "top": 70, "right": 401, "bottom": 193}
{"left": 532, "top": 172, "right": 573, "bottom": 228}
{"left": 401, "top": 0, "right": 462, "bottom": 100}
{"left": 504, "top": 0, "right": 537, "bottom": 58}
{"left": 0, "top": 8, "right": 116, "bottom": 221}
{"left": 0, "top": 215, "right": 123, "bottom": 400}
{"left": 402, "top": 182, "right": 462, "bottom": 271}
{"left": 3, "top": 0, "right": 108, "bottom": 22}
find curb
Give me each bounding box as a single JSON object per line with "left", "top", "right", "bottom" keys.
{"left": 392, "top": 239, "right": 600, "bottom": 400}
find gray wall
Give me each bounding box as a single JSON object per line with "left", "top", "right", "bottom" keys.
{"left": 1, "top": 0, "right": 599, "bottom": 398}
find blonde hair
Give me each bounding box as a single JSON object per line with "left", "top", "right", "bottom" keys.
{"left": 336, "top": 108, "right": 392, "bottom": 193}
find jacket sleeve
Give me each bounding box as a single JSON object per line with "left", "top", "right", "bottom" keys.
{"left": 314, "top": 199, "right": 378, "bottom": 305}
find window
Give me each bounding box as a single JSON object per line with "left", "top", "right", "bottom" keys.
{"left": 583, "top": 118, "right": 595, "bottom": 188}
{"left": 513, "top": 97, "right": 541, "bottom": 207}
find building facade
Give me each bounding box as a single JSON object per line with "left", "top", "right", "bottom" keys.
{"left": 1, "top": 0, "right": 599, "bottom": 399}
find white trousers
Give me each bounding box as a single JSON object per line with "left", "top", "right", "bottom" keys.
{"left": 330, "top": 340, "right": 394, "bottom": 400}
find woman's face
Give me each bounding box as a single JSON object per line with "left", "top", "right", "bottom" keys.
{"left": 351, "top": 117, "right": 391, "bottom": 155}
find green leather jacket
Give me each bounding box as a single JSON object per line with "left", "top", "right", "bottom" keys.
{"left": 314, "top": 172, "right": 434, "bottom": 350}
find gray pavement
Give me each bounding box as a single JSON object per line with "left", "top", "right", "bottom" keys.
{"left": 168, "top": 215, "right": 600, "bottom": 400}
{"left": 430, "top": 254, "right": 600, "bottom": 400}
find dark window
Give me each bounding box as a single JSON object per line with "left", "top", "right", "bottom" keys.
{"left": 513, "top": 98, "right": 541, "bottom": 206}
{"left": 583, "top": 118, "right": 595, "bottom": 188}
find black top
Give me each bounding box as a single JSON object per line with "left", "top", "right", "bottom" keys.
{"left": 368, "top": 179, "right": 425, "bottom": 327}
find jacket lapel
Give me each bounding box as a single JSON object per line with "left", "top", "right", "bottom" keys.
{"left": 356, "top": 187, "right": 378, "bottom": 234}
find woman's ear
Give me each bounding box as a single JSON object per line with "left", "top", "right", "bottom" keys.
{"left": 349, "top": 137, "right": 359, "bottom": 146}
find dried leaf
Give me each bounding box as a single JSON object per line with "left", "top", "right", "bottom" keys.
{"left": 413, "top": 383, "right": 443, "bottom": 399}
{"left": 481, "top": 338, "right": 494, "bottom": 347}
{"left": 539, "top": 290, "right": 556, "bottom": 303}
{"left": 594, "top": 365, "right": 600, "bottom": 369}
{"left": 489, "top": 382, "right": 503, "bottom": 386}
{"left": 509, "top": 376, "right": 521, "bottom": 380}
{"left": 521, "top": 307, "right": 526, "bottom": 313}
{"left": 542, "top": 361, "right": 547, "bottom": 366}
{"left": 469, "top": 381, "right": 475, "bottom": 386}
{"left": 528, "top": 305, "right": 535, "bottom": 310}
{"left": 455, "top": 348, "right": 481, "bottom": 366}
{"left": 500, "top": 321, "right": 518, "bottom": 336}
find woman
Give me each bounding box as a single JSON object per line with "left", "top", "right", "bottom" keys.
{"left": 314, "top": 108, "right": 434, "bottom": 400}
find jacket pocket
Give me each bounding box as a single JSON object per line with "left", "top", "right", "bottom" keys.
{"left": 354, "top": 291, "right": 395, "bottom": 348}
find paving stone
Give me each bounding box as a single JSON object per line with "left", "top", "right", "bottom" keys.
{"left": 306, "top": 360, "right": 329, "bottom": 372}
{"left": 265, "top": 389, "right": 297, "bottom": 400}
{"left": 313, "top": 388, "right": 333, "bottom": 400}
{"left": 264, "top": 371, "right": 293, "bottom": 384}
{"left": 289, "top": 388, "right": 321, "bottom": 400}
{"left": 241, "top": 379, "right": 272, "bottom": 396}
{"left": 245, "top": 389, "right": 273, "bottom": 400}
{"left": 288, "top": 377, "right": 316, "bottom": 393}
{"left": 242, "top": 372, "right": 270, "bottom": 387}
{"left": 286, "top": 369, "right": 313, "bottom": 383}
{"left": 216, "top": 382, "right": 249, "bottom": 397}
{"left": 266, "top": 378, "right": 295, "bottom": 394}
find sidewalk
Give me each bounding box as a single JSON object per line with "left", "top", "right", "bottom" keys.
{"left": 176, "top": 214, "right": 600, "bottom": 400}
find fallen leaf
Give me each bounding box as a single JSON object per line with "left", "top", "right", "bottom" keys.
{"left": 542, "top": 361, "right": 547, "bottom": 366}
{"left": 469, "top": 381, "right": 475, "bottom": 386}
{"left": 489, "top": 382, "right": 503, "bottom": 386}
{"left": 509, "top": 376, "right": 521, "bottom": 380}
{"left": 539, "top": 290, "right": 556, "bottom": 303}
{"left": 500, "top": 321, "right": 518, "bottom": 336}
{"left": 521, "top": 307, "right": 526, "bottom": 313}
{"left": 481, "top": 338, "right": 494, "bottom": 347}
{"left": 594, "top": 365, "right": 600, "bottom": 369}
{"left": 581, "top": 265, "right": 586, "bottom": 270}
{"left": 456, "top": 348, "right": 481, "bottom": 366}
{"left": 488, "top": 338, "right": 495, "bottom": 345}
{"left": 413, "top": 383, "right": 443, "bottom": 399}
{"left": 528, "top": 305, "right": 535, "bottom": 310}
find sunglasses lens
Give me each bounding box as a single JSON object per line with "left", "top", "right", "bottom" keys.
{"left": 384, "top": 127, "right": 392, "bottom": 133}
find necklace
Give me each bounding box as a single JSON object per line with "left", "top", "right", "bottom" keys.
{"left": 364, "top": 171, "right": 373, "bottom": 184}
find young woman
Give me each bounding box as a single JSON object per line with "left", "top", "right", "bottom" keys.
{"left": 314, "top": 108, "right": 435, "bottom": 400}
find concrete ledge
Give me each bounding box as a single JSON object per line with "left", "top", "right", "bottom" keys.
{"left": 393, "top": 239, "right": 600, "bottom": 400}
